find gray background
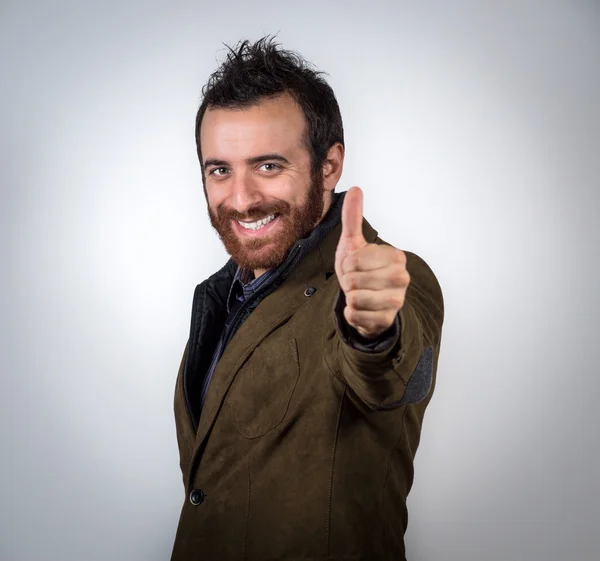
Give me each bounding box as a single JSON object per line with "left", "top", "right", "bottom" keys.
{"left": 1, "top": 0, "right": 599, "bottom": 560}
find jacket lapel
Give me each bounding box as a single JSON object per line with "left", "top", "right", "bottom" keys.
{"left": 186, "top": 245, "right": 331, "bottom": 488}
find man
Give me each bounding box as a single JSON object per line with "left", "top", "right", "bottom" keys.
{"left": 171, "top": 37, "right": 444, "bottom": 561}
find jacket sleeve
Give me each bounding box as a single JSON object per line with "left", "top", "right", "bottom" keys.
{"left": 334, "top": 293, "right": 400, "bottom": 353}
{"left": 329, "top": 250, "right": 444, "bottom": 410}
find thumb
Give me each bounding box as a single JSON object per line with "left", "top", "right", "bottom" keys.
{"left": 335, "top": 187, "right": 367, "bottom": 282}
{"left": 341, "top": 186, "right": 367, "bottom": 248}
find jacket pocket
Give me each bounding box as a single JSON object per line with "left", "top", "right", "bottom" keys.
{"left": 227, "top": 337, "right": 300, "bottom": 439}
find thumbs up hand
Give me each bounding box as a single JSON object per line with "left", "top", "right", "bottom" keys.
{"left": 334, "top": 187, "right": 410, "bottom": 339}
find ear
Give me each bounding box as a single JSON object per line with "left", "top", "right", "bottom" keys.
{"left": 322, "top": 142, "right": 345, "bottom": 193}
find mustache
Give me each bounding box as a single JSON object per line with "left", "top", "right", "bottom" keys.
{"left": 216, "top": 200, "right": 291, "bottom": 221}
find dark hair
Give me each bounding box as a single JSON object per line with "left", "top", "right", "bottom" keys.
{"left": 195, "top": 37, "right": 344, "bottom": 179}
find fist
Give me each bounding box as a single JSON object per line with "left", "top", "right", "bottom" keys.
{"left": 334, "top": 187, "right": 410, "bottom": 339}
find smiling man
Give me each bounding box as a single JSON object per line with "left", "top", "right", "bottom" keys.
{"left": 171, "top": 38, "right": 444, "bottom": 561}
{"left": 202, "top": 92, "right": 329, "bottom": 276}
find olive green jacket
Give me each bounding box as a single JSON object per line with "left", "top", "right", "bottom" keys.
{"left": 171, "top": 211, "right": 444, "bottom": 561}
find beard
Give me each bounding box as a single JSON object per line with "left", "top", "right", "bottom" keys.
{"left": 207, "top": 171, "right": 325, "bottom": 272}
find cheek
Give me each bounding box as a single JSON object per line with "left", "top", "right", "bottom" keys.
{"left": 205, "top": 185, "right": 224, "bottom": 209}
{"left": 269, "top": 176, "right": 305, "bottom": 203}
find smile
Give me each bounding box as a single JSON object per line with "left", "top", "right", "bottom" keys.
{"left": 237, "top": 214, "right": 277, "bottom": 231}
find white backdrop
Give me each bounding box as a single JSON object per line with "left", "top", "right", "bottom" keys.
{"left": 1, "top": 1, "right": 599, "bottom": 560}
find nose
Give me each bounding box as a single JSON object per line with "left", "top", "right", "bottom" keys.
{"left": 228, "top": 172, "right": 263, "bottom": 216}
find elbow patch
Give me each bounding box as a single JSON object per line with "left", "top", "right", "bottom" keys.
{"left": 398, "top": 346, "right": 434, "bottom": 406}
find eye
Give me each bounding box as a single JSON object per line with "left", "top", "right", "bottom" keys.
{"left": 210, "top": 167, "right": 230, "bottom": 177}
{"left": 258, "top": 163, "right": 281, "bottom": 173}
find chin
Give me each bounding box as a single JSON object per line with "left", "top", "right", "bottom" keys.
{"left": 231, "top": 242, "right": 292, "bottom": 272}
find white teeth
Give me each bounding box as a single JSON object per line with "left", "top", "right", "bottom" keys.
{"left": 238, "top": 214, "right": 276, "bottom": 231}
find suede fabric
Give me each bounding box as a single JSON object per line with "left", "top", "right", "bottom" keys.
{"left": 171, "top": 216, "right": 444, "bottom": 561}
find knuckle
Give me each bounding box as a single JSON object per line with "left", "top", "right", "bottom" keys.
{"left": 391, "top": 293, "right": 404, "bottom": 309}
{"left": 346, "top": 273, "right": 359, "bottom": 291}
{"left": 339, "top": 276, "right": 350, "bottom": 294}
{"left": 393, "top": 266, "right": 409, "bottom": 287}
{"left": 345, "top": 306, "right": 358, "bottom": 324}
{"left": 391, "top": 267, "right": 403, "bottom": 285}
{"left": 345, "top": 290, "right": 357, "bottom": 307}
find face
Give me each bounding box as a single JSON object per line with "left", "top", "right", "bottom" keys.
{"left": 200, "top": 94, "right": 334, "bottom": 276}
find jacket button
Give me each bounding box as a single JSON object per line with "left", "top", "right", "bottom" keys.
{"left": 304, "top": 286, "right": 316, "bottom": 297}
{"left": 189, "top": 489, "right": 205, "bottom": 506}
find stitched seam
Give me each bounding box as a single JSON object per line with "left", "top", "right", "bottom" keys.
{"left": 321, "top": 292, "right": 343, "bottom": 382}
{"left": 229, "top": 338, "right": 300, "bottom": 439}
{"left": 382, "top": 406, "right": 408, "bottom": 561}
{"left": 327, "top": 384, "right": 346, "bottom": 557}
{"left": 198, "top": 310, "right": 295, "bottom": 444}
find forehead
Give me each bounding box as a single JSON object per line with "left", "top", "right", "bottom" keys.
{"left": 200, "top": 94, "right": 307, "bottom": 159}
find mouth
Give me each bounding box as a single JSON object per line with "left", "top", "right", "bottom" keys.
{"left": 234, "top": 213, "right": 279, "bottom": 235}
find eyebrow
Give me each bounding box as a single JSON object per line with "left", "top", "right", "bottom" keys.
{"left": 203, "top": 153, "right": 291, "bottom": 170}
